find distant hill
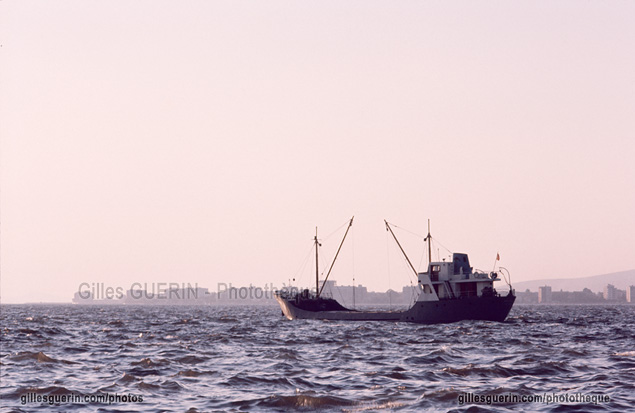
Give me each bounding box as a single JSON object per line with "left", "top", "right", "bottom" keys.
{"left": 514, "top": 270, "right": 635, "bottom": 293}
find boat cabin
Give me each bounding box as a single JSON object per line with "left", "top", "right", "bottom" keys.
{"left": 417, "top": 253, "right": 500, "bottom": 301}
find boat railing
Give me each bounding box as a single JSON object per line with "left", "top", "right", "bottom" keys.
{"left": 443, "top": 288, "right": 503, "bottom": 299}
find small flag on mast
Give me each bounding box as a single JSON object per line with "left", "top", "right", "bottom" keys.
{"left": 496, "top": 253, "right": 500, "bottom": 261}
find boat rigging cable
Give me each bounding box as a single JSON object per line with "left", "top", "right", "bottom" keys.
{"left": 290, "top": 243, "right": 315, "bottom": 288}
{"left": 390, "top": 222, "right": 454, "bottom": 264}
{"left": 386, "top": 221, "right": 456, "bottom": 305}
{"left": 384, "top": 222, "right": 419, "bottom": 287}
{"left": 318, "top": 216, "right": 354, "bottom": 297}
{"left": 289, "top": 218, "right": 354, "bottom": 293}
{"left": 352, "top": 224, "right": 356, "bottom": 309}
{"left": 385, "top": 220, "right": 420, "bottom": 278}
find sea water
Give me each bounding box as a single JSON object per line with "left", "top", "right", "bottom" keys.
{"left": 1, "top": 304, "right": 633, "bottom": 412}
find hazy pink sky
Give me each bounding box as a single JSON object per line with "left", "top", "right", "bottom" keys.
{"left": 1, "top": 1, "right": 634, "bottom": 303}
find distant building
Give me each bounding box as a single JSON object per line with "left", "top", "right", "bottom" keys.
{"left": 72, "top": 291, "right": 93, "bottom": 303}
{"left": 320, "top": 279, "right": 337, "bottom": 295}
{"left": 604, "top": 284, "right": 627, "bottom": 302}
{"left": 538, "top": 285, "right": 552, "bottom": 303}
{"left": 402, "top": 285, "right": 420, "bottom": 304}
{"left": 551, "top": 288, "right": 606, "bottom": 304}
{"left": 319, "top": 280, "right": 369, "bottom": 306}
{"left": 627, "top": 286, "right": 635, "bottom": 303}
{"left": 516, "top": 289, "right": 539, "bottom": 304}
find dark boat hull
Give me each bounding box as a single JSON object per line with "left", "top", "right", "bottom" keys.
{"left": 275, "top": 292, "right": 515, "bottom": 324}
{"left": 399, "top": 293, "right": 516, "bottom": 323}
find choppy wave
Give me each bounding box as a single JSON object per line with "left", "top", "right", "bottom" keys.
{"left": 1, "top": 304, "right": 634, "bottom": 411}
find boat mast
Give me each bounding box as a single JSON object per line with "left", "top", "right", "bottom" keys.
{"left": 314, "top": 227, "right": 319, "bottom": 297}
{"left": 318, "top": 216, "right": 354, "bottom": 297}
{"left": 427, "top": 219, "right": 432, "bottom": 265}
{"left": 385, "top": 220, "right": 419, "bottom": 278}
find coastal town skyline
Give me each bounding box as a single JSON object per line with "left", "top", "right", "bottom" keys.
{"left": 70, "top": 268, "right": 635, "bottom": 306}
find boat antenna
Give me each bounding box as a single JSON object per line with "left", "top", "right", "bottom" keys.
{"left": 318, "top": 216, "right": 354, "bottom": 297}
{"left": 385, "top": 220, "right": 419, "bottom": 277}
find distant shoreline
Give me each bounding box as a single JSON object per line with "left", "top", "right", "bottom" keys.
{"left": 2, "top": 302, "right": 633, "bottom": 307}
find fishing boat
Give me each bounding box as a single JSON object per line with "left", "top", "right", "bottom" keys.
{"left": 274, "top": 217, "right": 516, "bottom": 324}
